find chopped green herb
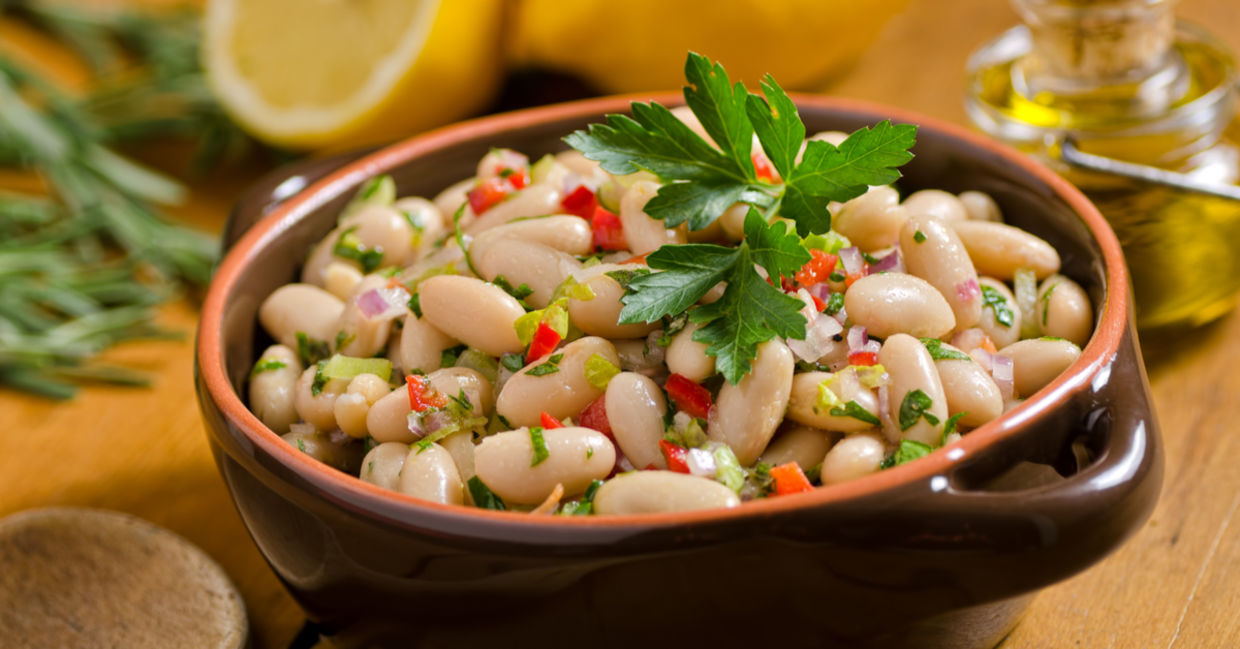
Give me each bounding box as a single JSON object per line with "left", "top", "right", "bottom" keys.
{"left": 980, "top": 285, "right": 1014, "bottom": 328}
{"left": 898, "top": 389, "right": 941, "bottom": 430}
{"left": 493, "top": 275, "right": 534, "bottom": 305}
{"left": 440, "top": 345, "right": 466, "bottom": 368}
{"left": 823, "top": 292, "right": 845, "bottom": 315}
{"left": 712, "top": 445, "right": 745, "bottom": 492}
{"left": 829, "top": 400, "right": 880, "bottom": 425}
{"left": 332, "top": 226, "right": 384, "bottom": 273}
{"left": 527, "top": 353, "right": 564, "bottom": 377}
{"left": 804, "top": 462, "right": 822, "bottom": 484}
{"left": 605, "top": 268, "right": 652, "bottom": 291}
{"left": 334, "top": 330, "right": 355, "bottom": 351}
{"left": 586, "top": 447, "right": 595, "bottom": 460}
{"left": 363, "top": 436, "right": 379, "bottom": 454}
{"left": 250, "top": 358, "right": 287, "bottom": 377}
{"left": 913, "top": 230, "right": 927, "bottom": 243}
{"left": 558, "top": 479, "right": 604, "bottom": 516}
{"left": 529, "top": 426, "right": 550, "bottom": 466}
{"left": 500, "top": 353, "right": 526, "bottom": 373}
{"left": 829, "top": 272, "right": 845, "bottom": 283}
{"left": 310, "top": 360, "right": 328, "bottom": 396}
{"left": 861, "top": 251, "right": 881, "bottom": 265}
{"left": 1040, "top": 281, "right": 1060, "bottom": 327}
{"left": 407, "top": 292, "right": 422, "bottom": 317}
{"left": 295, "top": 332, "right": 331, "bottom": 366}
{"left": 920, "top": 338, "right": 972, "bottom": 361}
{"left": 1039, "top": 336, "right": 1068, "bottom": 342}
{"left": 584, "top": 353, "right": 620, "bottom": 389}
{"left": 453, "top": 202, "right": 481, "bottom": 278}
{"left": 941, "top": 412, "right": 967, "bottom": 445}
{"left": 467, "top": 476, "right": 507, "bottom": 510}
{"left": 656, "top": 312, "right": 690, "bottom": 347}
{"left": 343, "top": 175, "right": 396, "bottom": 218}
{"left": 296, "top": 438, "right": 307, "bottom": 453}
{"left": 748, "top": 462, "right": 775, "bottom": 497}
{"left": 893, "top": 439, "right": 934, "bottom": 465}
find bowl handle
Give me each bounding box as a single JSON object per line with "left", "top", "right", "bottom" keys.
{"left": 222, "top": 149, "right": 373, "bottom": 250}
{"left": 896, "top": 325, "right": 1163, "bottom": 601}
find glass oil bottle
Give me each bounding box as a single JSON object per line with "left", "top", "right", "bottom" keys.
{"left": 965, "top": 0, "right": 1240, "bottom": 331}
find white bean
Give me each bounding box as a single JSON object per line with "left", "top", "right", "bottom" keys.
{"left": 496, "top": 337, "right": 620, "bottom": 427}
{"left": 333, "top": 275, "right": 395, "bottom": 358}
{"left": 949, "top": 220, "right": 1061, "bottom": 279}
{"left": 760, "top": 425, "right": 836, "bottom": 472}
{"left": 475, "top": 239, "right": 582, "bottom": 309}
{"left": 958, "top": 190, "right": 1003, "bottom": 222}
{"left": 440, "top": 430, "right": 477, "bottom": 491}
{"left": 398, "top": 443, "right": 464, "bottom": 505}
{"left": 932, "top": 343, "right": 1003, "bottom": 428}
{"left": 393, "top": 311, "right": 457, "bottom": 376}
{"left": 786, "top": 370, "right": 880, "bottom": 433}
{"left": 1036, "top": 275, "right": 1093, "bottom": 347}
{"left": 418, "top": 275, "right": 525, "bottom": 356}
{"left": 833, "top": 186, "right": 908, "bottom": 251}
{"left": 619, "top": 180, "right": 687, "bottom": 255}
{"left": 605, "top": 372, "right": 668, "bottom": 470}
{"left": 820, "top": 433, "right": 886, "bottom": 485}
{"left": 465, "top": 184, "right": 562, "bottom": 234}
{"left": 879, "top": 334, "right": 948, "bottom": 446}
{"left": 258, "top": 283, "right": 344, "bottom": 350}
{"left": 468, "top": 215, "right": 592, "bottom": 261}
{"left": 977, "top": 277, "right": 1021, "bottom": 348}
{"left": 593, "top": 471, "right": 740, "bottom": 515}
{"left": 473, "top": 426, "right": 615, "bottom": 505}
{"left": 248, "top": 344, "right": 302, "bottom": 433}
{"left": 901, "top": 215, "right": 981, "bottom": 330}
{"left": 998, "top": 338, "right": 1082, "bottom": 398}
{"left": 718, "top": 202, "right": 750, "bottom": 242}
{"left": 322, "top": 262, "right": 364, "bottom": 300}
{"left": 902, "top": 189, "right": 968, "bottom": 222}
{"left": 665, "top": 321, "right": 715, "bottom": 383}
{"left": 427, "top": 367, "right": 494, "bottom": 415}
{"left": 392, "top": 196, "right": 447, "bottom": 261}
{"left": 303, "top": 205, "right": 418, "bottom": 284}
{"left": 432, "top": 177, "right": 473, "bottom": 221}
{"left": 333, "top": 373, "right": 392, "bottom": 438}
{"left": 366, "top": 388, "right": 414, "bottom": 444}
{"left": 708, "top": 339, "right": 794, "bottom": 465}
{"left": 567, "top": 263, "right": 659, "bottom": 339}
{"left": 359, "top": 442, "right": 409, "bottom": 491}
{"left": 844, "top": 273, "right": 956, "bottom": 339}
{"left": 293, "top": 366, "right": 349, "bottom": 432}
{"left": 282, "top": 429, "right": 362, "bottom": 472}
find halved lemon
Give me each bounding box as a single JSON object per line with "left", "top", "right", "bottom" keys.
{"left": 203, "top": 0, "right": 504, "bottom": 150}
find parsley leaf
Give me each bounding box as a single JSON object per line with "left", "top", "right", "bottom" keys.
{"left": 529, "top": 426, "right": 550, "bottom": 466}
{"left": 898, "top": 389, "right": 941, "bottom": 430}
{"left": 829, "top": 400, "right": 880, "bottom": 425}
{"left": 745, "top": 75, "right": 804, "bottom": 180}
{"left": 920, "top": 338, "right": 972, "bottom": 361}
{"left": 332, "top": 226, "right": 383, "bottom": 273}
{"left": 250, "top": 358, "right": 287, "bottom": 376}
{"left": 467, "top": 476, "right": 506, "bottom": 510}
{"left": 295, "top": 332, "right": 330, "bottom": 366}
{"left": 527, "top": 353, "right": 564, "bottom": 377}
{"left": 980, "top": 285, "right": 1014, "bottom": 328}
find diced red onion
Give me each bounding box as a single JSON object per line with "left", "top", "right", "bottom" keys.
{"left": 840, "top": 247, "right": 865, "bottom": 276}
{"left": 807, "top": 282, "right": 833, "bottom": 302}
{"left": 955, "top": 277, "right": 981, "bottom": 303}
{"left": 686, "top": 447, "right": 717, "bottom": 477}
{"left": 875, "top": 384, "right": 900, "bottom": 443}
{"left": 847, "top": 326, "right": 868, "bottom": 353}
{"left": 868, "top": 248, "right": 904, "bottom": 274}
{"left": 788, "top": 313, "right": 844, "bottom": 362}
{"left": 357, "top": 286, "right": 411, "bottom": 321}
{"left": 991, "top": 354, "right": 1015, "bottom": 402}
{"left": 830, "top": 304, "right": 848, "bottom": 325}
{"left": 860, "top": 339, "right": 881, "bottom": 356}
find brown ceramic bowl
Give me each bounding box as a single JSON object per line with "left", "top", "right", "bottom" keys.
{"left": 196, "top": 95, "right": 1161, "bottom": 649}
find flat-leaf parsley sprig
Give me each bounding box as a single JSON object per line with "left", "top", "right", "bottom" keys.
{"left": 564, "top": 52, "right": 917, "bottom": 384}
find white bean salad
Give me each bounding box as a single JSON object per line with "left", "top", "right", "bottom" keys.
{"left": 249, "top": 58, "right": 1092, "bottom": 515}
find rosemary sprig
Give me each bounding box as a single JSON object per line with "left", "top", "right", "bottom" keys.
{"left": 0, "top": 1, "right": 256, "bottom": 398}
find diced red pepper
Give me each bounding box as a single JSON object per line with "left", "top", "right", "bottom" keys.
{"left": 978, "top": 335, "right": 998, "bottom": 355}
{"left": 810, "top": 294, "right": 826, "bottom": 312}
{"left": 623, "top": 252, "right": 649, "bottom": 265}
{"left": 406, "top": 374, "right": 446, "bottom": 412}
{"left": 753, "top": 152, "right": 779, "bottom": 183}
{"left": 526, "top": 321, "right": 563, "bottom": 363}
{"left": 844, "top": 265, "right": 869, "bottom": 289}
{"left": 560, "top": 185, "right": 598, "bottom": 219}
{"left": 770, "top": 462, "right": 814, "bottom": 495}
{"left": 466, "top": 177, "right": 509, "bottom": 215}
{"left": 796, "top": 249, "right": 839, "bottom": 287}
{"left": 590, "top": 206, "right": 627, "bottom": 251}
{"left": 504, "top": 168, "right": 529, "bottom": 190}
{"left": 848, "top": 350, "right": 879, "bottom": 367}
{"left": 578, "top": 395, "right": 613, "bottom": 439}
{"left": 665, "top": 373, "right": 713, "bottom": 419}
{"left": 659, "top": 440, "right": 691, "bottom": 474}
{"left": 540, "top": 411, "right": 564, "bottom": 429}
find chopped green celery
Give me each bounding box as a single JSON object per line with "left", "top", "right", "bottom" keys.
{"left": 584, "top": 353, "right": 620, "bottom": 389}
{"left": 529, "top": 154, "right": 557, "bottom": 184}
{"left": 551, "top": 275, "right": 595, "bottom": 302}
{"left": 803, "top": 230, "right": 851, "bottom": 254}
{"left": 854, "top": 364, "right": 888, "bottom": 388}
{"left": 712, "top": 445, "right": 745, "bottom": 492}
{"left": 342, "top": 175, "right": 396, "bottom": 219}
{"left": 455, "top": 348, "right": 499, "bottom": 383}
{"left": 815, "top": 377, "right": 843, "bottom": 413}
{"left": 1014, "top": 268, "right": 1040, "bottom": 338}
{"left": 514, "top": 298, "right": 570, "bottom": 345}
{"left": 321, "top": 354, "right": 391, "bottom": 382}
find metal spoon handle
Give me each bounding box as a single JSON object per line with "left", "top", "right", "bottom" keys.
{"left": 1059, "top": 137, "right": 1240, "bottom": 202}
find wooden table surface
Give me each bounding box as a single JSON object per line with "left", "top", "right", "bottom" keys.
{"left": 3, "top": 2, "right": 1239, "bottom": 648}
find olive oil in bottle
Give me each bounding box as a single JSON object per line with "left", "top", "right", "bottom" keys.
{"left": 965, "top": 0, "right": 1240, "bottom": 330}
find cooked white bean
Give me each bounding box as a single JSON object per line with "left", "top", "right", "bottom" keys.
{"left": 476, "top": 148, "right": 526, "bottom": 180}
{"left": 901, "top": 215, "right": 981, "bottom": 330}
{"left": 398, "top": 443, "right": 464, "bottom": 505}
{"left": 496, "top": 336, "right": 620, "bottom": 427}
{"left": 365, "top": 387, "right": 414, "bottom": 444}
{"left": 248, "top": 344, "right": 302, "bottom": 434}
{"left": 439, "top": 430, "right": 477, "bottom": 491}
{"left": 950, "top": 220, "right": 1060, "bottom": 279}
{"left": 708, "top": 339, "right": 794, "bottom": 465}
{"left": 392, "top": 197, "right": 446, "bottom": 260}
{"left": 845, "top": 273, "right": 956, "bottom": 339}
{"left": 820, "top": 433, "right": 886, "bottom": 485}
{"left": 612, "top": 337, "right": 664, "bottom": 377}
{"left": 593, "top": 471, "right": 740, "bottom": 515}
{"left": 465, "top": 184, "right": 562, "bottom": 235}
{"left": 475, "top": 239, "right": 582, "bottom": 309}
{"left": 605, "top": 372, "right": 668, "bottom": 470}
{"left": 760, "top": 425, "right": 835, "bottom": 472}
{"left": 902, "top": 189, "right": 968, "bottom": 222}
{"left": 618, "top": 180, "right": 687, "bottom": 255}
{"left": 718, "top": 202, "right": 750, "bottom": 242}
{"left": 879, "top": 334, "right": 948, "bottom": 446}
{"left": 999, "top": 338, "right": 1082, "bottom": 397}
{"left": 333, "top": 275, "right": 395, "bottom": 358}
{"left": 432, "top": 177, "right": 474, "bottom": 220}
{"left": 977, "top": 277, "right": 1022, "bottom": 348}
{"left": 665, "top": 321, "right": 715, "bottom": 382}
{"left": 932, "top": 343, "right": 1003, "bottom": 428}
{"left": 568, "top": 263, "right": 659, "bottom": 339}
{"left": 427, "top": 367, "right": 494, "bottom": 415}
{"left": 468, "top": 215, "right": 592, "bottom": 261}
{"left": 293, "top": 366, "right": 349, "bottom": 432}
{"left": 322, "top": 262, "right": 364, "bottom": 300}
{"left": 958, "top": 190, "right": 1002, "bottom": 222}
{"left": 418, "top": 275, "right": 525, "bottom": 356}
{"left": 393, "top": 311, "right": 457, "bottom": 376}
{"left": 333, "top": 373, "right": 391, "bottom": 438}
{"left": 833, "top": 186, "right": 908, "bottom": 251}
{"left": 258, "top": 283, "right": 345, "bottom": 350}
{"left": 1036, "top": 275, "right": 1093, "bottom": 347}
{"left": 305, "top": 205, "right": 418, "bottom": 285}
{"left": 555, "top": 150, "right": 608, "bottom": 184}
{"left": 282, "top": 429, "right": 362, "bottom": 472}
{"left": 474, "top": 426, "right": 615, "bottom": 504}
{"left": 786, "top": 370, "right": 881, "bottom": 433}
{"left": 359, "top": 442, "right": 409, "bottom": 490}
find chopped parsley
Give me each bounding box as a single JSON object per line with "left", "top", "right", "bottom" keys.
{"left": 829, "top": 271, "right": 845, "bottom": 283}
{"left": 913, "top": 230, "right": 927, "bottom": 243}
{"left": 332, "top": 226, "right": 384, "bottom": 273}
{"left": 295, "top": 438, "right": 307, "bottom": 453}
{"left": 920, "top": 338, "right": 972, "bottom": 361}
{"left": 881, "top": 439, "right": 934, "bottom": 468}
{"left": 829, "top": 400, "right": 880, "bottom": 425}
{"left": 941, "top": 412, "right": 967, "bottom": 444}
{"left": 1040, "top": 281, "right": 1060, "bottom": 326}
{"left": 467, "top": 476, "right": 506, "bottom": 510}
{"left": 529, "top": 426, "right": 550, "bottom": 466}
{"left": 898, "top": 389, "right": 940, "bottom": 430}
{"left": 823, "top": 292, "right": 845, "bottom": 316}
{"left": 558, "top": 479, "right": 604, "bottom": 516}
{"left": 334, "top": 330, "right": 355, "bottom": 351}
{"left": 250, "top": 358, "right": 287, "bottom": 376}
{"left": 605, "top": 268, "right": 652, "bottom": 290}
{"left": 527, "top": 353, "right": 564, "bottom": 377}
{"left": 980, "top": 284, "right": 1014, "bottom": 328}
{"left": 656, "top": 312, "right": 689, "bottom": 347}
{"left": 407, "top": 292, "right": 422, "bottom": 317}
{"left": 493, "top": 275, "right": 534, "bottom": 306}
{"left": 440, "top": 345, "right": 466, "bottom": 368}
{"left": 500, "top": 352, "right": 526, "bottom": 372}
{"left": 295, "top": 332, "right": 330, "bottom": 366}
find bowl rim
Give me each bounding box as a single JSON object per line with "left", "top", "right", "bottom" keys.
{"left": 197, "top": 92, "right": 1129, "bottom": 531}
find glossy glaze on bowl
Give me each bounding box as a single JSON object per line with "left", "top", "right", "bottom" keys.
{"left": 196, "top": 95, "right": 1161, "bottom": 649}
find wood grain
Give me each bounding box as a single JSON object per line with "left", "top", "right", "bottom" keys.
{"left": 1, "top": 2, "right": 1238, "bottom": 648}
